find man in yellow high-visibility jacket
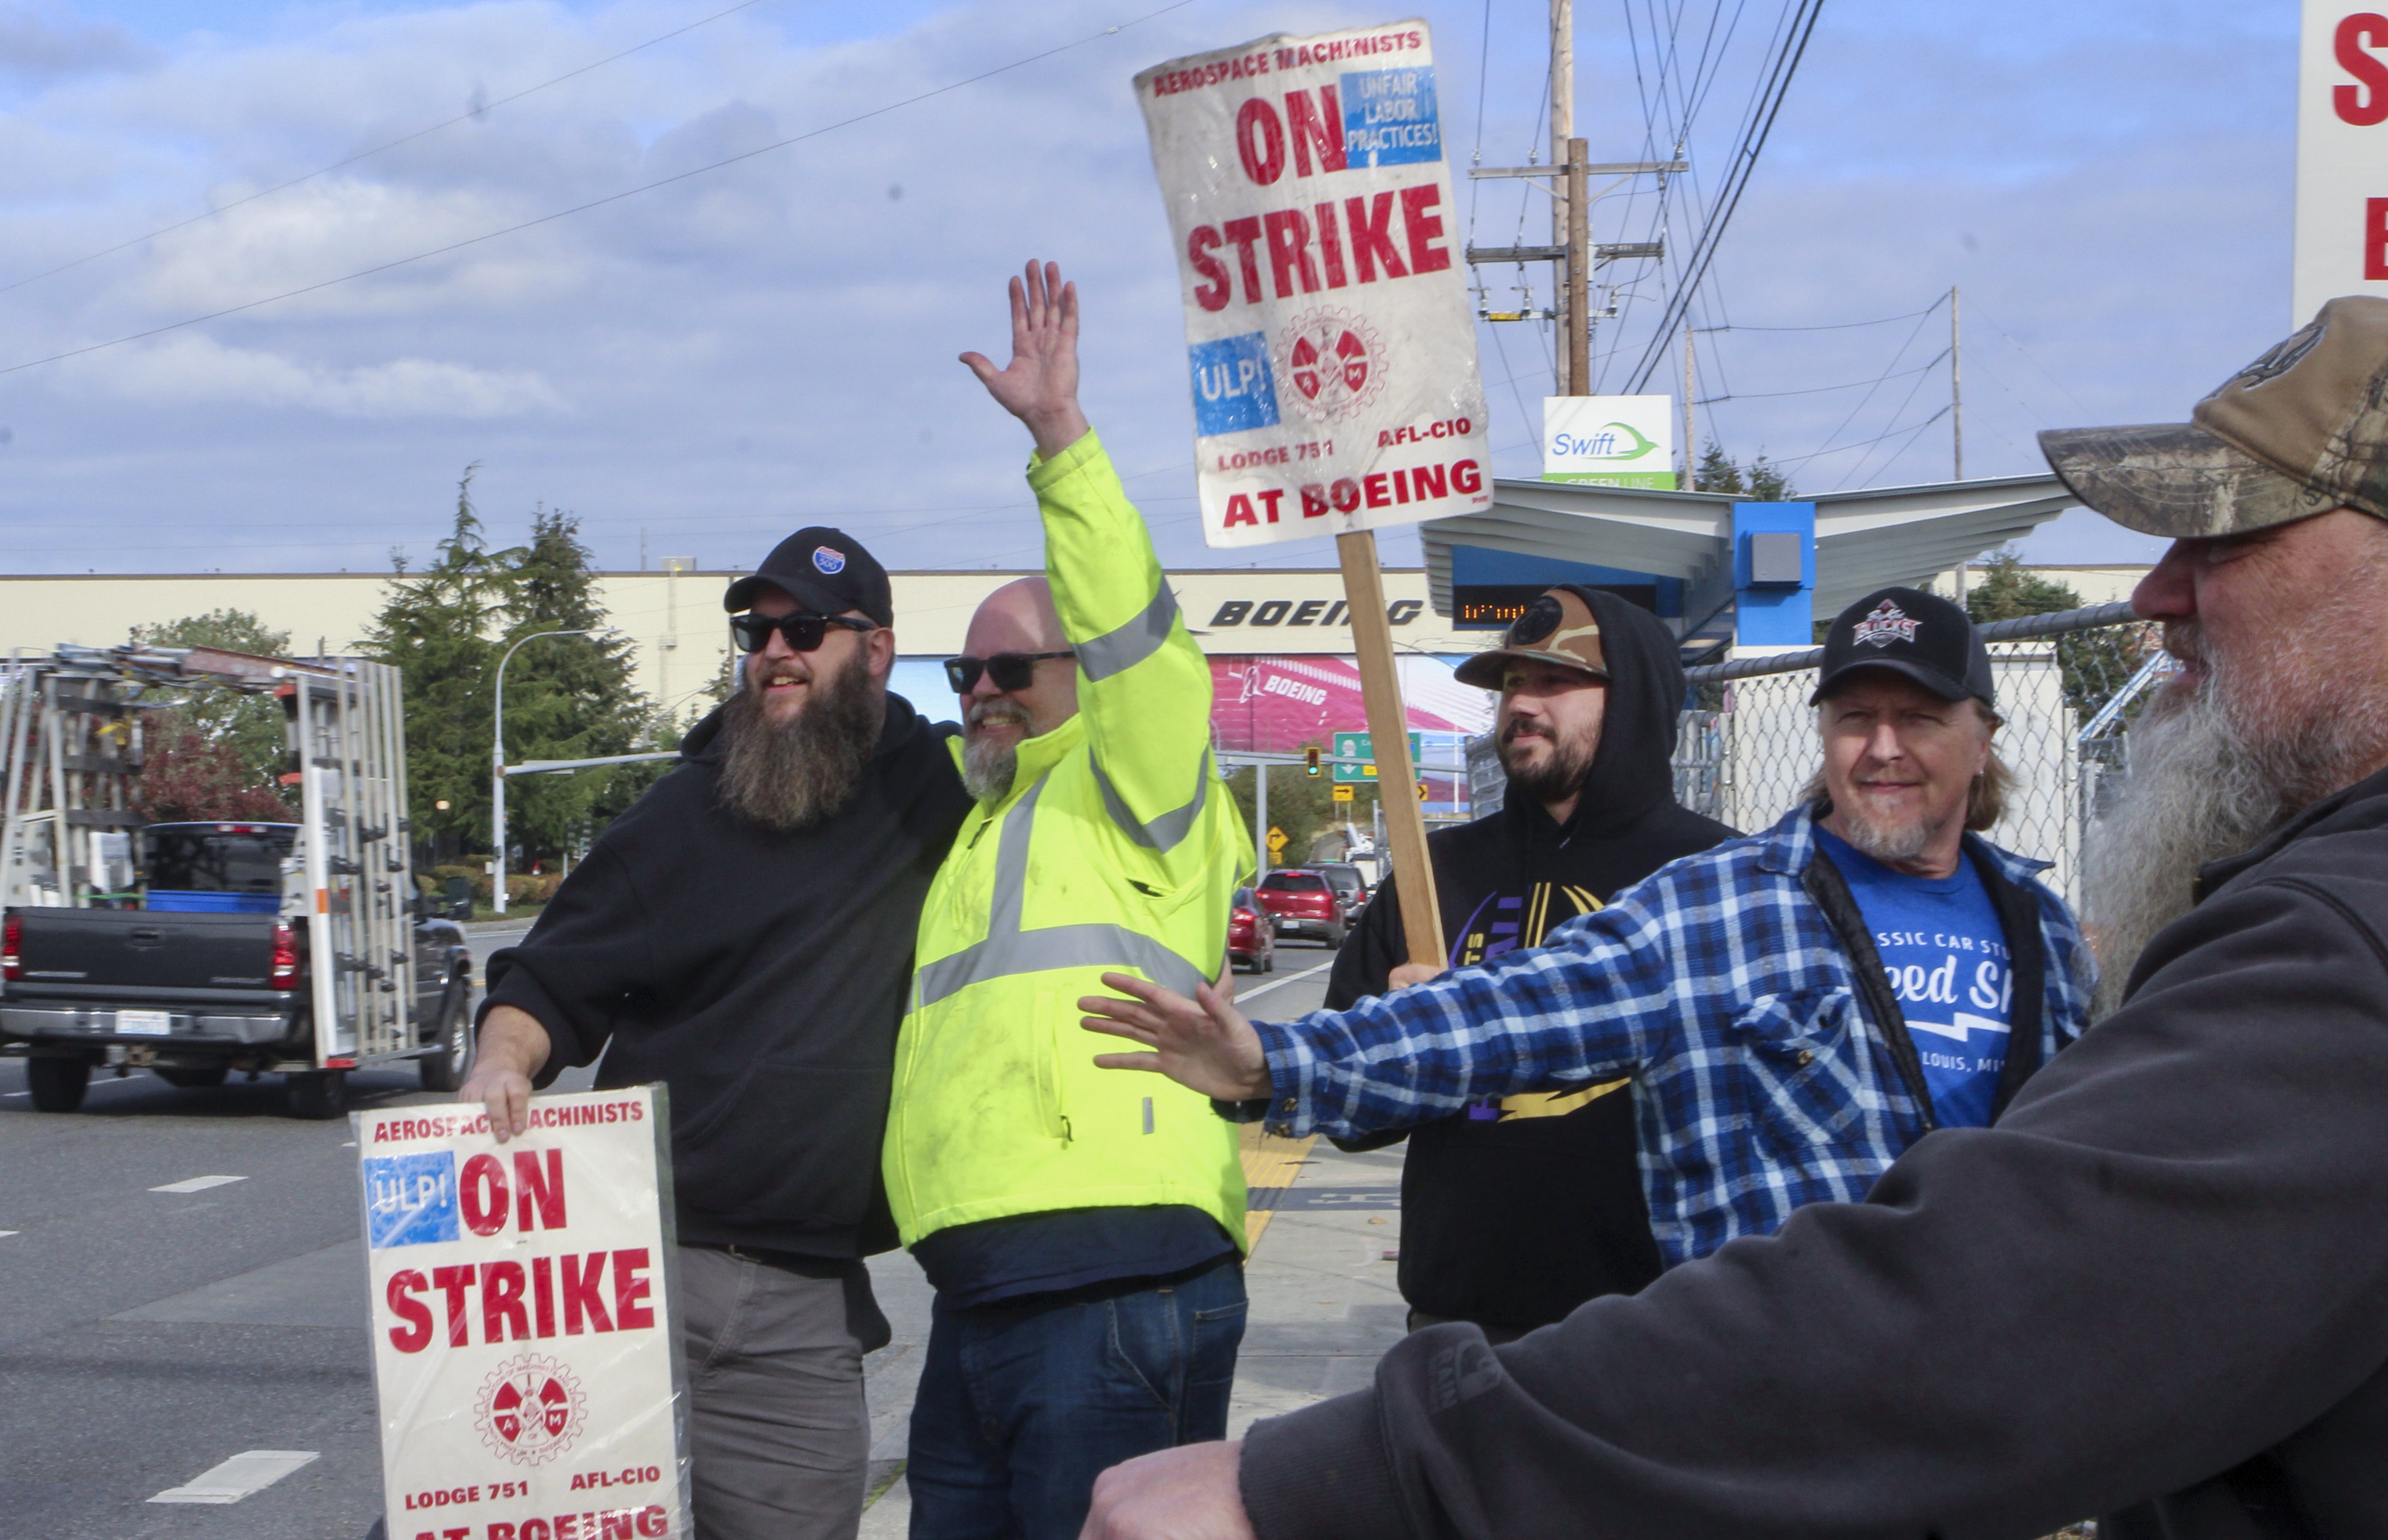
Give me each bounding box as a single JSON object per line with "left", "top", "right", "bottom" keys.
{"left": 884, "top": 260, "right": 1252, "bottom": 1540}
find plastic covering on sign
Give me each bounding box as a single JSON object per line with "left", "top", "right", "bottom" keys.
{"left": 357, "top": 1085, "right": 692, "bottom": 1540}
{"left": 1136, "top": 19, "right": 1493, "bottom": 547}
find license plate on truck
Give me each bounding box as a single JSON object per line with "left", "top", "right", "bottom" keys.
{"left": 115, "top": 1010, "right": 171, "bottom": 1036}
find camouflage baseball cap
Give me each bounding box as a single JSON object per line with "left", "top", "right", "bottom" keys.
{"left": 2038, "top": 296, "right": 2388, "bottom": 538}
{"left": 1453, "top": 586, "right": 1608, "bottom": 689}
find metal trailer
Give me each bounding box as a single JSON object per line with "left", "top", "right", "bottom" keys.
{"left": 1, "top": 644, "right": 431, "bottom": 1096}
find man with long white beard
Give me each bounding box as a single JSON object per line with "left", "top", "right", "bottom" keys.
{"left": 1085, "top": 585, "right": 2091, "bottom": 1273}
{"left": 881, "top": 262, "right": 1252, "bottom": 1540}
{"left": 463, "top": 528, "right": 971, "bottom": 1540}
{"left": 1074, "top": 298, "right": 2388, "bottom": 1540}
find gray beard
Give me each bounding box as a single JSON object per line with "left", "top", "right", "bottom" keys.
{"left": 714, "top": 647, "right": 882, "bottom": 832}
{"left": 962, "top": 702, "right": 1032, "bottom": 804}
{"left": 1835, "top": 801, "right": 1936, "bottom": 865}
{"left": 2084, "top": 653, "right": 2388, "bottom": 1015}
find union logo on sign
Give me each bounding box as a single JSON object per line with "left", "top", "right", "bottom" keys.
{"left": 476, "top": 1355, "right": 587, "bottom": 1466}
{"left": 1277, "top": 309, "right": 1385, "bottom": 424}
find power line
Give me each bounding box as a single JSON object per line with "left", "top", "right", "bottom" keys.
{"left": 1765, "top": 404, "right": 1951, "bottom": 470}
{"left": 0, "top": 0, "right": 786, "bottom": 299}
{"left": 1698, "top": 347, "right": 1949, "bottom": 404}
{"left": 1696, "top": 301, "right": 1948, "bottom": 334}
{"left": 0, "top": 0, "right": 1195, "bottom": 382}
{"left": 1622, "top": 0, "right": 1825, "bottom": 391}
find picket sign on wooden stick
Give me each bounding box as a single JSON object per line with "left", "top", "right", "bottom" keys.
{"left": 1137, "top": 18, "right": 1489, "bottom": 969}
{"left": 1336, "top": 530, "right": 1445, "bottom": 966}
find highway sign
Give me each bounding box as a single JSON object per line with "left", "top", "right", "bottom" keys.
{"left": 1332, "top": 784, "right": 1355, "bottom": 802}
{"left": 1331, "top": 730, "right": 1423, "bottom": 782}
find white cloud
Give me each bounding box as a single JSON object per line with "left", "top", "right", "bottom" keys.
{"left": 69, "top": 333, "right": 567, "bottom": 417}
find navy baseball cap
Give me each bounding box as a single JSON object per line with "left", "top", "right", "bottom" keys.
{"left": 724, "top": 528, "right": 893, "bottom": 628}
{"left": 1810, "top": 586, "right": 1994, "bottom": 709}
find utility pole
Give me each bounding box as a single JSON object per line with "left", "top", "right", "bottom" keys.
{"left": 1682, "top": 322, "right": 1697, "bottom": 487}
{"left": 1951, "top": 284, "right": 1964, "bottom": 481}
{"left": 1254, "top": 762, "right": 1269, "bottom": 877}
{"left": 1550, "top": 0, "right": 1573, "bottom": 394}
{"left": 1566, "top": 137, "right": 1590, "bottom": 393}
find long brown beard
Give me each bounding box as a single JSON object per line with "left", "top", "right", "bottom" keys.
{"left": 715, "top": 647, "right": 882, "bottom": 832}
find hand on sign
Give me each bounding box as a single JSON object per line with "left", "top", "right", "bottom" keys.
{"left": 458, "top": 1004, "right": 550, "bottom": 1144}
{"left": 1079, "top": 1442, "right": 1256, "bottom": 1540}
{"left": 1389, "top": 961, "right": 1448, "bottom": 991}
{"left": 961, "top": 259, "right": 1093, "bottom": 460}
{"left": 1080, "top": 973, "right": 1272, "bottom": 1102}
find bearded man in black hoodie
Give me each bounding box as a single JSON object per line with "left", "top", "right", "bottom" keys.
{"left": 1324, "top": 585, "right": 1734, "bottom": 1341}
{"left": 462, "top": 528, "right": 971, "bottom": 1540}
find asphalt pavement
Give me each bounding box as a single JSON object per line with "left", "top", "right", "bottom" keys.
{"left": 0, "top": 925, "right": 1375, "bottom": 1539}
{"left": 0, "top": 919, "right": 548, "bottom": 1539}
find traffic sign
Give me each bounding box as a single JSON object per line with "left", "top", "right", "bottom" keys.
{"left": 1266, "top": 826, "right": 1289, "bottom": 853}
{"left": 1331, "top": 784, "right": 1354, "bottom": 802}
{"left": 1331, "top": 731, "right": 1424, "bottom": 782}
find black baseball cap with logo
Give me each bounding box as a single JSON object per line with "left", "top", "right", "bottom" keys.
{"left": 1810, "top": 586, "right": 1995, "bottom": 709}
{"left": 723, "top": 528, "right": 893, "bottom": 627}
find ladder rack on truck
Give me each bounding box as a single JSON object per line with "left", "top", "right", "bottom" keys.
{"left": 0, "top": 646, "right": 470, "bottom": 1116}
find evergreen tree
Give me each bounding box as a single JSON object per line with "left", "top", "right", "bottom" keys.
{"left": 497, "top": 509, "right": 665, "bottom": 863}
{"left": 363, "top": 467, "right": 508, "bottom": 863}
{"left": 129, "top": 608, "right": 295, "bottom": 805}
{"left": 1964, "top": 549, "right": 2083, "bottom": 621}
{"left": 1693, "top": 441, "right": 1794, "bottom": 500}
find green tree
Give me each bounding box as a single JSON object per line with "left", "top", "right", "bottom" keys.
{"left": 497, "top": 509, "right": 665, "bottom": 864}
{"left": 1222, "top": 751, "right": 1375, "bottom": 875}
{"left": 1963, "top": 549, "right": 2082, "bottom": 622}
{"left": 128, "top": 608, "right": 296, "bottom": 808}
{"left": 1962, "top": 549, "right": 2148, "bottom": 730}
{"left": 1694, "top": 441, "right": 1795, "bottom": 500}
{"left": 364, "top": 467, "right": 509, "bottom": 864}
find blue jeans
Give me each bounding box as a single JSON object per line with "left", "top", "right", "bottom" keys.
{"left": 905, "top": 1260, "right": 1247, "bottom": 1540}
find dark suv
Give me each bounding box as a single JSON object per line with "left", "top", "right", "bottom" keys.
{"left": 1312, "top": 863, "right": 1370, "bottom": 919}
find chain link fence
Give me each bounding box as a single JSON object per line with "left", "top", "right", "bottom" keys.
{"left": 1673, "top": 602, "right": 2175, "bottom": 907}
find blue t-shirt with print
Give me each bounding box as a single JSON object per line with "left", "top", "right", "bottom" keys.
{"left": 1815, "top": 827, "right": 2014, "bottom": 1128}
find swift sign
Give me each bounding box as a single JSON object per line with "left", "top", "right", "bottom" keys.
{"left": 1542, "top": 395, "right": 1676, "bottom": 487}
{"left": 360, "top": 1087, "right": 688, "bottom": 1540}
{"left": 1137, "top": 20, "right": 1493, "bottom": 547}
{"left": 2296, "top": 3, "right": 2388, "bottom": 321}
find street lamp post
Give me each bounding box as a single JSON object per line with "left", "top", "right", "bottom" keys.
{"left": 492, "top": 628, "right": 610, "bottom": 917}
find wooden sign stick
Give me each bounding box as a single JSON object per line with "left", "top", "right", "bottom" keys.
{"left": 1337, "top": 529, "right": 1447, "bottom": 970}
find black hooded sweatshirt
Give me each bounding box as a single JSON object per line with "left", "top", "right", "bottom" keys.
{"left": 478, "top": 693, "right": 971, "bottom": 1261}
{"left": 1324, "top": 588, "right": 1735, "bottom": 1331}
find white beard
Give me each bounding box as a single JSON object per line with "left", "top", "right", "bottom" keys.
{"left": 2084, "top": 637, "right": 2388, "bottom": 1015}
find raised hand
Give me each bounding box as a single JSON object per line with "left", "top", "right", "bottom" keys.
{"left": 961, "top": 259, "right": 1091, "bottom": 458}
{"left": 1080, "top": 972, "right": 1274, "bottom": 1102}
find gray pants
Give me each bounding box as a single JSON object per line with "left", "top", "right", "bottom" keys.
{"left": 679, "top": 1244, "right": 893, "bottom": 1540}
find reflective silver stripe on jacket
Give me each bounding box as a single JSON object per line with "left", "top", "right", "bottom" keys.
{"left": 916, "top": 769, "right": 1206, "bottom": 1008}
{"left": 1092, "top": 752, "right": 1213, "bottom": 854}
{"left": 1074, "top": 582, "right": 1178, "bottom": 682}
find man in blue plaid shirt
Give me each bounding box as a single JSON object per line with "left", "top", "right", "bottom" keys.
{"left": 1084, "top": 586, "right": 2092, "bottom": 1267}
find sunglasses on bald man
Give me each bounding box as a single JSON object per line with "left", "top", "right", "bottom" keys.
{"left": 730, "top": 612, "right": 877, "bottom": 653}
{"left": 944, "top": 652, "right": 1076, "bottom": 693}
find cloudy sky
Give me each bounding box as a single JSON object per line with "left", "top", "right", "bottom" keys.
{"left": 0, "top": 0, "right": 2298, "bottom": 576}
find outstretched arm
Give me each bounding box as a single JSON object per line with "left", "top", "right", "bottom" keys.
{"left": 1083, "top": 972, "right": 1272, "bottom": 1101}
{"left": 962, "top": 260, "right": 1092, "bottom": 458}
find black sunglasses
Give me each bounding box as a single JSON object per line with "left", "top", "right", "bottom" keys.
{"left": 729, "top": 612, "right": 876, "bottom": 654}
{"left": 944, "top": 651, "right": 1076, "bottom": 693}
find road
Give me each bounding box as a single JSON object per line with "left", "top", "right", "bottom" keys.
{"left": 0, "top": 927, "right": 1364, "bottom": 1538}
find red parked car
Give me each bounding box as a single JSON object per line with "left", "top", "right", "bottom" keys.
{"left": 1228, "top": 886, "right": 1276, "bottom": 974}
{"left": 1254, "top": 868, "right": 1350, "bottom": 946}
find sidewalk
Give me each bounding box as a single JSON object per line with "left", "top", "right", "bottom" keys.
{"left": 855, "top": 1109, "right": 1406, "bottom": 1534}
